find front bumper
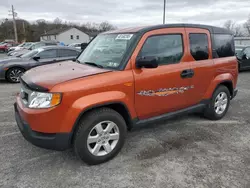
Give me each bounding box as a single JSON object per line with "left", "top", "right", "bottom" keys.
{"left": 0, "top": 68, "right": 6, "bottom": 80}
{"left": 14, "top": 103, "right": 71, "bottom": 151}
{"left": 231, "top": 89, "right": 238, "bottom": 99}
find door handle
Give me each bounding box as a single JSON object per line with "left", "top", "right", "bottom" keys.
{"left": 181, "top": 69, "right": 194, "bottom": 78}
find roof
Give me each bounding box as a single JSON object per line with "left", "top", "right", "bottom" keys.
{"left": 103, "top": 24, "right": 232, "bottom": 35}
{"left": 38, "top": 46, "right": 81, "bottom": 51}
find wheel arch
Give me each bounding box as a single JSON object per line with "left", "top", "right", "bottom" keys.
{"left": 204, "top": 73, "right": 235, "bottom": 99}
{"left": 217, "top": 80, "right": 233, "bottom": 97}
{"left": 70, "top": 102, "right": 134, "bottom": 145}
{"left": 5, "top": 66, "right": 26, "bottom": 79}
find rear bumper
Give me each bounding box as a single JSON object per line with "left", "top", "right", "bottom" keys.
{"left": 231, "top": 89, "right": 238, "bottom": 99}
{"left": 14, "top": 103, "right": 71, "bottom": 151}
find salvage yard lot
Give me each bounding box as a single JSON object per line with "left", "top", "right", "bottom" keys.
{"left": 0, "top": 53, "right": 250, "bottom": 187}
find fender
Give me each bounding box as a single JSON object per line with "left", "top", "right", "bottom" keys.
{"left": 203, "top": 73, "right": 234, "bottom": 99}
{"left": 59, "top": 91, "right": 137, "bottom": 132}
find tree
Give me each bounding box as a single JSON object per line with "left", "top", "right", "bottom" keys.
{"left": 223, "top": 20, "right": 243, "bottom": 37}
{"left": 244, "top": 15, "right": 250, "bottom": 36}
{"left": 98, "top": 21, "right": 116, "bottom": 32}
{"left": 0, "top": 17, "right": 117, "bottom": 42}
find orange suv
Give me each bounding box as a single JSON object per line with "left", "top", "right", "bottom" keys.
{"left": 14, "top": 24, "right": 238, "bottom": 165}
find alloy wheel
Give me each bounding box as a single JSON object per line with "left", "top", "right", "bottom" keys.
{"left": 87, "top": 121, "right": 120, "bottom": 156}
{"left": 9, "top": 69, "right": 23, "bottom": 82}
{"left": 214, "top": 91, "right": 228, "bottom": 115}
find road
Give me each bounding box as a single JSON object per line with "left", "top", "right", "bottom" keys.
{"left": 0, "top": 53, "right": 249, "bottom": 188}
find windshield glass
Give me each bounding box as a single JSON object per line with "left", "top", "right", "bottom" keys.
{"left": 20, "top": 49, "right": 40, "bottom": 58}
{"left": 23, "top": 42, "right": 33, "bottom": 48}
{"left": 77, "top": 33, "right": 135, "bottom": 69}
{"left": 235, "top": 47, "right": 244, "bottom": 57}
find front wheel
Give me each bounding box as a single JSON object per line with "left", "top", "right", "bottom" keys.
{"left": 6, "top": 67, "right": 25, "bottom": 83}
{"left": 204, "top": 85, "right": 230, "bottom": 120}
{"left": 74, "top": 108, "right": 127, "bottom": 165}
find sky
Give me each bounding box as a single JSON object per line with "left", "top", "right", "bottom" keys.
{"left": 0, "top": 0, "right": 249, "bottom": 28}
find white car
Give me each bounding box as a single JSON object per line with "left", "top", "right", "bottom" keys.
{"left": 8, "top": 42, "right": 33, "bottom": 52}
{"left": 68, "top": 43, "right": 81, "bottom": 50}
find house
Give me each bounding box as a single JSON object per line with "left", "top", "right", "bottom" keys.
{"left": 40, "top": 27, "right": 91, "bottom": 45}
{"left": 234, "top": 37, "right": 250, "bottom": 46}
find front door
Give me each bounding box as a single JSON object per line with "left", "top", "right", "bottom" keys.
{"left": 37, "top": 49, "right": 58, "bottom": 66}
{"left": 131, "top": 28, "right": 194, "bottom": 119}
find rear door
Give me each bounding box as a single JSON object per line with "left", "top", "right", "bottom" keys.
{"left": 57, "top": 49, "right": 80, "bottom": 61}
{"left": 185, "top": 28, "right": 214, "bottom": 105}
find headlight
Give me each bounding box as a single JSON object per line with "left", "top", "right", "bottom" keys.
{"left": 29, "top": 92, "right": 62, "bottom": 108}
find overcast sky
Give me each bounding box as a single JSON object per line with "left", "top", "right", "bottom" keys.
{"left": 0, "top": 0, "right": 249, "bottom": 27}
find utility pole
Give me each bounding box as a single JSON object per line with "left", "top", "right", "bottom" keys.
{"left": 163, "top": 0, "right": 166, "bottom": 24}
{"left": 9, "top": 5, "right": 18, "bottom": 42}
{"left": 22, "top": 21, "right": 26, "bottom": 41}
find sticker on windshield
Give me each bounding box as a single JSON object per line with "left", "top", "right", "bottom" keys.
{"left": 115, "top": 34, "right": 133, "bottom": 40}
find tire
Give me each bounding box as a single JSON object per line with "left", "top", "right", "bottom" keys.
{"left": 6, "top": 67, "right": 25, "bottom": 83}
{"left": 74, "top": 108, "right": 127, "bottom": 165}
{"left": 204, "top": 85, "right": 230, "bottom": 120}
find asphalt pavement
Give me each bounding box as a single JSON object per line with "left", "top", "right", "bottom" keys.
{"left": 0, "top": 53, "right": 249, "bottom": 188}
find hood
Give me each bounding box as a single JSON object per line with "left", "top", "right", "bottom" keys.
{"left": 21, "top": 61, "right": 112, "bottom": 90}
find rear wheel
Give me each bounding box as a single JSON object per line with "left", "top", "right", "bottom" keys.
{"left": 204, "top": 85, "right": 230, "bottom": 120}
{"left": 74, "top": 108, "right": 127, "bottom": 165}
{"left": 6, "top": 67, "right": 25, "bottom": 83}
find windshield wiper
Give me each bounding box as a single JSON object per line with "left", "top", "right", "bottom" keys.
{"left": 83, "top": 62, "right": 104, "bottom": 68}
{"left": 75, "top": 59, "right": 81, "bottom": 63}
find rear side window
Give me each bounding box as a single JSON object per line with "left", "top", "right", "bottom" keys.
{"left": 58, "top": 49, "right": 79, "bottom": 57}
{"left": 214, "top": 34, "right": 235, "bottom": 58}
{"left": 189, "top": 33, "right": 209, "bottom": 61}
{"left": 139, "top": 34, "right": 183, "bottom": 65}
{"left": 39, "top": 49, "right": 57, "bottom": 59}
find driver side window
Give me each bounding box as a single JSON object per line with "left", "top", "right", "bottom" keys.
{"left": 138, "top": 34, "right": 184, "bottom": 66}
{"left": 38, "top": 49, "right": 57, "bottom": 59}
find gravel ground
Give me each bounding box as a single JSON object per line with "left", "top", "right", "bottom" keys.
{"left": 0, "top": 53, "right": 250, "bottom": 188}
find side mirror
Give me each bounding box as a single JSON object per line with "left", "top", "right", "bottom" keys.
{"left": 72, "top": 58, "right": 76, "bottom": 62}
{"left": 33, "top": 56, "right": 40, "bottom": 61}
{"left": 136, "top": 56, "right": 158, "bottom": 69}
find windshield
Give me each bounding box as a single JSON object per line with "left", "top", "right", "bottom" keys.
{"left": 77, "top": 33, "right": 135, "bottom": 69}
{"left": 235, "top": 47, "right": 244, "bottom": 57}
{"left": 23, "top": 42, "right": 33, "bottom": 48}
{"left": 20, "top": 49, "right": 40, "bottom": 58}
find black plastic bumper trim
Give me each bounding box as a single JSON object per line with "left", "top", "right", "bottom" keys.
{"left": 14, "top": 103, "right": 71, "bottom": 151}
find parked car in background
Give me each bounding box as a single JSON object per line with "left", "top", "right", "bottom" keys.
{"left": 236, "top": 45, "right": 250, "bottom": 71}
{"left": 14, "top": 24, "right": 238, "bottom": 165}
{"left": 0, "top": 46, "right": 80, "bottom": 83}
{"left": 0, "top": 41, "right": 18, "bottom": 53}
{"left": 8, "top": 41, "right": 58, "bottom": 57}
{"left": 235, "top": 45, "right": 245, "bottom": 56}
{"left": 8, "top": 42, "right": 33, "bottom": 52}
{"left": 69, "top": 43, "right": 81, "bottom": 50}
